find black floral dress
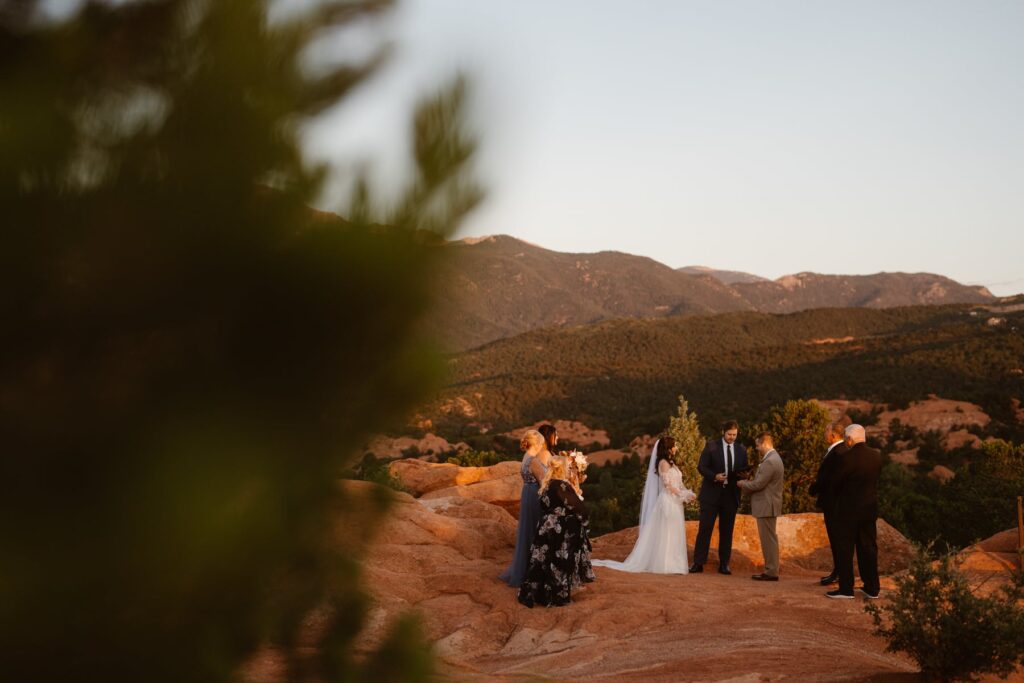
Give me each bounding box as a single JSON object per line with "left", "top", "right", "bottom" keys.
{"left": 517, "top": 480, "right": 590, "bottom": 608}
{"left": 575, "top": 505, "right": 595, "bottom": 588}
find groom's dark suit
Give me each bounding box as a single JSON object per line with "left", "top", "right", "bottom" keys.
{"left": 691, "top": 438, "right": 748, "bottom": 570}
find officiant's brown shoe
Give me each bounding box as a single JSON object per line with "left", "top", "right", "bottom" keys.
{"left": 751, "top": 573, "right": 779, "bottom": 581}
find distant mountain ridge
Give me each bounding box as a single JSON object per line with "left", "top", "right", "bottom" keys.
{"left": 428, "top": 235, "right": 995, "bottom": 351}
{"left": 677, "top": 265, "right": 769, "bottom": 285}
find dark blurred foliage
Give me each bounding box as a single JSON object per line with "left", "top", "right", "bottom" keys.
{"left": 0, "top": 0, "right": 481, "bottom": 680}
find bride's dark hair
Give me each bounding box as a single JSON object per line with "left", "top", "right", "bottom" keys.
{"left": 537, "top": 423, "right": 557, "bottom": 452}
{"left": 655, "top": 436, "right": 676, "bottom": 468}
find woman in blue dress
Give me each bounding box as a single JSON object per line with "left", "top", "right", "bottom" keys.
{"left": 499, "top": 429, "right": 551, "bottom": 587}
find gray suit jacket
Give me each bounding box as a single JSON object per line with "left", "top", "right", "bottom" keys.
{"left": 743, "top": 449, "right": 784, "bottom": 518}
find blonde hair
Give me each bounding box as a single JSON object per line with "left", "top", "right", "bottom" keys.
{"left": 520, "top": 429, "right": 545, "bottom": 452}
{"left": 539, "top": 455, "right": 569, "bottom": 495}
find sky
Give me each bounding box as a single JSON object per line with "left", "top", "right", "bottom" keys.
{"left": 304, "top": 1, "right": 1023, "bottom": 295}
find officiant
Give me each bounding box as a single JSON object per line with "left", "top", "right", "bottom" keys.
{"left": 737, "top": 432, "right": 784, "bottom": 581}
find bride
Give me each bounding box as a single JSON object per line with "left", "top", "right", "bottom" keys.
{"left": 592, "top": 436, "right": 696, "bottom": 574}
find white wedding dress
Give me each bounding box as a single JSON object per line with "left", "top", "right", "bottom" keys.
{"left": 593, "top": 440, "right": 696, "bottom": 574}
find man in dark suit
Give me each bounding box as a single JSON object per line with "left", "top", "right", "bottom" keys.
{"left": 808, "top": 422, "right": 848, "bottom": 586}
{"left": 690, "top": 420, "right": 748, "bottom": 575}
{"left": 826, "top": 423, "right": 882, "bottom": 600}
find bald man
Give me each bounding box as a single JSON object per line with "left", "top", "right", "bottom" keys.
{"left": 826, "top": 424, "right": 882, "bottom": 600}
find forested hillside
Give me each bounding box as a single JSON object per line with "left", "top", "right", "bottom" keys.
{"left": 422, "top": 303, "right": 1024, "bottom": 444}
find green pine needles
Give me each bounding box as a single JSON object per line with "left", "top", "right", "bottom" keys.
{"left": 866, "top": 545, "right": 1024, "bottom": 682}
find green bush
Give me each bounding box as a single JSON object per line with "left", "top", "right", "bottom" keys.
{"left": 866, "top": 545, "right": 1024, "bottom": 682}
{"left": 347, "top": 455, "right": 410, "bottom": 493}
{"left": 752, "top": 398, "right": 831, "bottom": 513}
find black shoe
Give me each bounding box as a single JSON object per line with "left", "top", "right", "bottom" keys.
{"left": 858, "top": 587, "right": 880, "bottom": 600}
{"left": 751, "top": 573, "right": 779, "bottom": 581}
{"left": 825, "top": 589, "right": 854, "bottom": 599}
{"left": 718, "top": 566, "right": 732, "bottom": 575}
{"left": 819, "top": 573, "right": 838, "bottom": 586}
{"left": 688, "top": 564, "right": 703, "bottom": 573}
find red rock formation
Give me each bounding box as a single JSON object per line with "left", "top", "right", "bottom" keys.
{"left": 364, "top": 432, "right": 469, "bottom": 459}
{"left": 582, "top": 448, "right": 630, "bottom": 467}
{"left": 956, "top": 528, "right": 1024, "bottom": 590}
{"left": 390, "top": 459, "right": 524, "bottom": 516}
{"left": 944, "top": 429, "right": 983, "bottom": 450}
{"left": 347, "top": 493, "right": 926, "bottom": 681}
{"left": 506, "top": 420, "right": 611, "bottom": 448}
{"left": 872, "top": 396, "right": 990, "bottom": 437}
{"left": 813, "top": 398, "right": 874, "bottom": 424}
{"left": 889, "top": 448, "right": 920, "bottom": 466}
{"left": 814, "top": 396, "right": 992, "bottom": 446}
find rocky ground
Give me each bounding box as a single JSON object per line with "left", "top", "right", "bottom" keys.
{"left": 244, "top": 462, "right": 1024, "bottom": 683}
{"left": 353, "top": 489, "right": 929, "bottom": 682}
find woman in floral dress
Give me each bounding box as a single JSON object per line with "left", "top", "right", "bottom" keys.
{"left": 517, "top": 456, "right": 590, "bottom": 608}
{"left": 567, "top": 453, "right": 595, "bottom": 588}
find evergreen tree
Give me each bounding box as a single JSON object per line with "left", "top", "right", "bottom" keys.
{"left": 756, "top": 399, "right": 832, "bottom": 513}
{"left": 667, "top": 393, "right": 704, "bottom": 516}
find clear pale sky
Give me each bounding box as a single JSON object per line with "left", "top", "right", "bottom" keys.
{"left": 305, "top": 0, "right": 1024, "bottom": 295}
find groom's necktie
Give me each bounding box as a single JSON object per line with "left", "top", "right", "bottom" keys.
{"left": 727, "top": 444, "right": 734, "bottom": 476}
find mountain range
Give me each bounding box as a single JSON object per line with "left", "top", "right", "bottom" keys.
{"left": 427, "top": 235, "right": 994, "bottom": 351}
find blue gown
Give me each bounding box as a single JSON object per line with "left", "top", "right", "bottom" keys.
{"left": 499, "top": 454, "right": 546, "bottom": 587}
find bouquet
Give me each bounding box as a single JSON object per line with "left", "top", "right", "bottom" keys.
{"left": 565, "top": 449, "right": 588, "bottom": 474}
{"left": 561, "top": 450, "right": 588, "bottom": 497}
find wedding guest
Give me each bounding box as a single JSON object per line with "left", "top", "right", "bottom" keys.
{"left": 809, "top": 422, "right": 848, "bottom": 586}
{"left": 827, "top": 424, "right": 882, "bottom": 600}
{"left": 517, "top": 456, "right": 589, "bottom": 608}
{"left": 499, "top": 430, "right": 550, "bottom": 587}
{"left": 738, "top": 432, "right": 784, "bottom": 581}
{"left": 567, "top": 454, "right": 595, "bottom": 588}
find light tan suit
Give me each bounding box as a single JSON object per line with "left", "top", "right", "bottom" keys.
{"left": 742, "top": 449, "right": 784, "bottom": 577}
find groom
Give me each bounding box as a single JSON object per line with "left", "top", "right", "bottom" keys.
{"left": 690, "top": 420, "right": 748, "bottom": 575}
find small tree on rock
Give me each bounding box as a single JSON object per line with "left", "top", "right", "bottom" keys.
{"left": 667, "top": 394, "right": 704, "bottom": 517}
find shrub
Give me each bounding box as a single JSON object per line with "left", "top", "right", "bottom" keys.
{"left": 348, "top": 454, "right": 409, "bottom": 493}
{"left": 866, "top": 545, "right": 1024, "bottom": 682}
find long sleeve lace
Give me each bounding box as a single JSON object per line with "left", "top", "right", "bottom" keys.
{"left": 658, "top": 460, "right": 681, "bottom": 496}
{"left": 660, "top": 461, "right": 696, "bottom": 503}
